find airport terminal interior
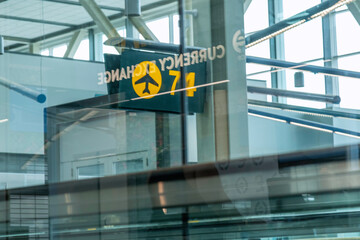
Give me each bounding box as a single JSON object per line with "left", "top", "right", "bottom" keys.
{"left": 2, "top": 0, "right": 360, "bottom": 239}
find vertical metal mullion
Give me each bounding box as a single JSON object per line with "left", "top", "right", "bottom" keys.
{"left": 178, "top": 1, "right": 189, "bottom": 239}
{"left": 322, "top": 5, "right": 339, "bottom": 109}
{"left": 179, "top": 0, "right": 188, "bottom": 166}
{"left": 169, "top": 14, "right": 174, "bottom": 44}
{"left": 268, "top": 0, "right": 277, "bottom": 98}
{"left": 88, "top": 29, "right": 95, "bottom": 61}
{"left": 49, "top": 47, "right": 53, "bottom": 56}
{"left": 125, "top": 18, "right": 134, "bottom": 38}
{"left": 268, "top": 0, "right": 286, "bottom": 103}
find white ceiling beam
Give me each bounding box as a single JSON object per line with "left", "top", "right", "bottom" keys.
{"left": 63, "top": 29, "right": 87, "bottom": 58}
{"left": 347, "top": 0, "right": 360, "bottom": 26}
{"left": 79, "top": 0, "right": 123, "bottom": 54}
{"left": 244, "top": 0, "right": 252, "bottom": 12}
{"left": 128, "top": 16, "right": 159, "bottom": 41}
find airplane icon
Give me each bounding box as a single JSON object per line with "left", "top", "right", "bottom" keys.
{"left": 135, "top": 63, "right": 159, "bottom": 94}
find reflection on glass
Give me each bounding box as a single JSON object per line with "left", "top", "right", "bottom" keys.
{"left": 2, "top": 0, "right": 360, "bottom": 238}
{"left": 77, "top": 164, "right": 104, "bottom": 180}
{"left": 113, "top": 159, "right": 143, "bottom": 174}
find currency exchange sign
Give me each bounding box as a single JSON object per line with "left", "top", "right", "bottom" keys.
{"left": 104, "top": 49, "right": 207, "bottom": 113}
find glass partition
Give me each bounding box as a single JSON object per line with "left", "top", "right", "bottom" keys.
{"left": 1, "top": 0, "right": 360, "bottom": 239}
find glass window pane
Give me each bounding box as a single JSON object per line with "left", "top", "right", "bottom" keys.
{"left": 77, "top": 164, "right": 104, "bottom": 180}
{"left": 283, "top": 0, "right": 321, "bottom": 18}
{"left": 244, "top": 0, "right": 268, "bottom": 34}
{"left": 173, "top": 14, "right": 180, "bottom": 44}
{"left": 283, "top": 18, "right": 323, "bottom": 62}
{"left": 40, "top": 49, "right": 49, "bottom": 56}
{"left": 74, "top": 39, "right": 89, "bottom": 61}
{"left": 336, "top": 10, "right": 360, "bottom": 55}
{"left": 52, "top": 44, "right": 67, "bottom": 57}
{"left": 146, "top": 17, "right": 170, "bottom": 43}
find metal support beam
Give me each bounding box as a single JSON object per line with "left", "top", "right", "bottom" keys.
{"left": 347, "top": 0, "right": 360, "bottom": 25}
{"left": 4, "top": 43, "right": 26, "bottom": 51}
{"left": 79, "top": 0, "right": 123, "bottom": 54}
{"left": 128, "top": 16, "right": 159, "bottom": 41}
{"left": 63, "top": 29, "right": 87, "bottom": 58}
{"left": 104, "top": 37, "right": 202, "bottom": 52}
{"left": 125, "top": 0, "right": 141, "bottom": 16}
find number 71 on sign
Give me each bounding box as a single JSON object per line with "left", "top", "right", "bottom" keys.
{"left": 169, "top": 70, "right": 196, "bottom": 97}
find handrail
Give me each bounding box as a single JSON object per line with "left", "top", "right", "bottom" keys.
{"left": 249, "top": 99, "right": 360, "bottom": 120}
{"left": 248, "top": 108, "right": 360, "bottom": 138}
{"left": 248, "top": 86, "right": 341, "bottom": 104}
{"left": 247, "top": 55, "right": 360, "bottom": 79}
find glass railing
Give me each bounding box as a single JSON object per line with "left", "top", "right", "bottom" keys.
{"left": 1, "top": 145, "right": 360, "bottom": 239}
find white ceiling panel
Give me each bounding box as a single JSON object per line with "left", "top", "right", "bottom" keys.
{"left": 0, "top": 0, "right": 175, "bottom": 44}
{"left": 0, "top": 0, "right": 119, "bottom": 26}
{"left": 0, "top": 19, "right": 66, "bottom": 39}
{"left": 42, "top": 1, "right": 119, "bottom": 25}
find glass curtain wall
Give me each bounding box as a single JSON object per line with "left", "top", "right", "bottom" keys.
{"left": 1, "top": 0, "right": 360, "bottom": 239}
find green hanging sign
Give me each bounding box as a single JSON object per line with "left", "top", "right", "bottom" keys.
{"left": 104, "top": 49, "right": 207, "bottom": 113}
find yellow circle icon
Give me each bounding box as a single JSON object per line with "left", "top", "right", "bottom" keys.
{"left": 132, "top": 61, "right": 162, "bottom": 99}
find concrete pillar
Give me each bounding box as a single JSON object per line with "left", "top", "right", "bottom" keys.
{"left": 193, "top": 0, "right": 250, "bottom": 162}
